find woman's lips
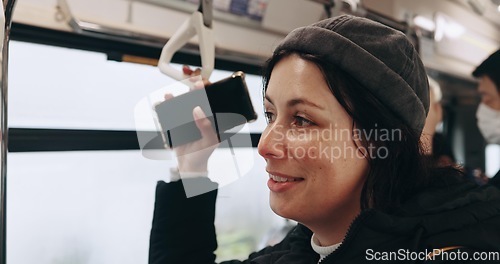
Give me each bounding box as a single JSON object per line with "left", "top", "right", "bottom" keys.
{"left": 269, "top": 174, "right": 302, "bottom": 182}
{"left": 267, "top": 172, "right": 304, "bottom": 193}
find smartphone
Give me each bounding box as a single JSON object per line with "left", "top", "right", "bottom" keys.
{"left": 154, "top": 71, "right": 258, "bottom": 147}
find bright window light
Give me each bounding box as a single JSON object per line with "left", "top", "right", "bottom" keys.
{"left": 434, "top": 13, "right": 466, "bottom": 41}
{"left": 414, "top": 15, "right": 435, "bottom": 31}
{"left": 486, "top": 144, "right": 500, "bottom": 178}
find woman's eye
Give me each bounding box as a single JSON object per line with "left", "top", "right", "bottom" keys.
{"left": 264, "top": 112, "right": 275, "bottom": 123}
{"left": 293, "top": 116, "right": 314, "bottom": 127}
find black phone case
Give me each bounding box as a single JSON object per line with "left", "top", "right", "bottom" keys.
{"left": 154, "top": 71, "right": 258, "bottom": 147}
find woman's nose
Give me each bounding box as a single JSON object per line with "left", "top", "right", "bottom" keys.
{"left": 258, "top": 124, "right": 285, "bottom": 159}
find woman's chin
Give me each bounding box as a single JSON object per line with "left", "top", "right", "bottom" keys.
{"left": 269, "top": 197, "right": 296, "bottom": 220}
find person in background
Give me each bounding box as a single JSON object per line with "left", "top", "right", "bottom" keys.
{"left": 473, "top": 48, "right": 500, "bottom": 187}
{"left": 421, "top": 77, "right": 443, "bottom": 155}
{"left": 421, "top": 76, "right": 458, "bottom": 168}
{"left": 149, "top": 16, "right": 500, "bottom": 263}
{"left": 422, "top": 77, "right": 490, "bottom": 184}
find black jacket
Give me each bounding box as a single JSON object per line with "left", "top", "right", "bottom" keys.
{"left": 149, "top": 177, "right": 500, "bottom": 264}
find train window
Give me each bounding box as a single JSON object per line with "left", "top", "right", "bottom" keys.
{"left": 9, "top": 41, "right": 167, "bottom": 130}
{"left": 7, "top": 150, "right": 282, "bottom": 263}
{"left": 9, "top": 40, "right": 267, "bottom": 133}
{"left": 7, "top": 40, "right": 282, "bottom": 263}
{"left": 486, "top": 144, "right": 500, "bottom": 178}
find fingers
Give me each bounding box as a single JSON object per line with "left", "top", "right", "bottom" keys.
{"left": 183, "top": 65, "right": 210, "bottom": 90}
{"left": 164, "top": 93, "right": 174, "bottom": 100}
{"left": 182, "top": 65, "right": 201, "bottom": 77}
{"left": 193, "top": 80, "right": 206, "bottom": 90}
{"left": 193, "top": 68, "right": 201, "bottom": 76}
{"left": 183, "top": 65, "right": 200, "bottom": 79}
{"left": 182, "top": 65, "right": 193, "bottom": 76}
{"left": 193, "top": 106, "right": 217, "bottom": 141}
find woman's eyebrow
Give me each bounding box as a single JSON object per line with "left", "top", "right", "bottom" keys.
{"left": 287, "top": 98, "right": 325, "bottom": 110}
{"left": 264, "top": 95, "right": 274, "bottom": 105}
{"left": 265, "top": 95, "right": 324, "bottom": 110}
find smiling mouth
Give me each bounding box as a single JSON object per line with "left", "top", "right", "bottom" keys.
{"left": 269, "top": 174, "right": 304, "bottom": 182}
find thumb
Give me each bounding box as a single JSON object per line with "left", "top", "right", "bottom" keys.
{"left": 193, "top": 106, "right": 217, "bottom": 139}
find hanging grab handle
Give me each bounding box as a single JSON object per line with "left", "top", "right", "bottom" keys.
{"left": 158, "top": 1, "right": 214, "bottom": 81}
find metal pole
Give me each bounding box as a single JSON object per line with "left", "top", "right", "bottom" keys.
{"left": 1, "top": 1, "right": 17, "bottom": 264}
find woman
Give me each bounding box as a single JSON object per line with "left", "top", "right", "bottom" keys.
{"left": 149, "top": 15, "right": 500, "bottom": 263}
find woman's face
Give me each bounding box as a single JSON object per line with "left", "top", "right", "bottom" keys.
{"left": 258, "top": 54, "right": 369, "bottom": 230}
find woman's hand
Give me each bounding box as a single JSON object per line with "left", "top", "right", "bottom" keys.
{"left": 164, "top": 65, "right": 219, "bottom": 173}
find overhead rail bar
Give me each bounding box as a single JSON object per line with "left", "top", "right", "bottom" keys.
{"left": 54, "top": 0, "right": 266, "bottom": 70}
{"left": 56, "top": 0, "right": 166, "bottom": 44}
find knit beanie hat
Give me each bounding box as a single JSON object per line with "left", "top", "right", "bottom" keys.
{"left": 274, "top": 15, "right": 430, "bottom": 134}
{"left": 473, "top": 49, "right": 500, "bottom": 91}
